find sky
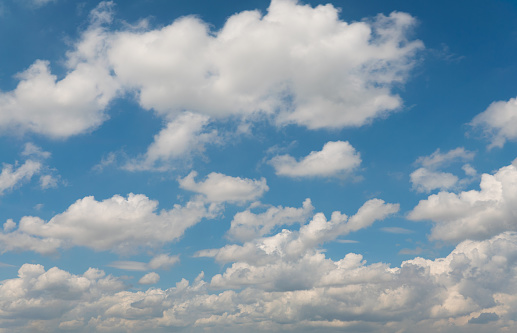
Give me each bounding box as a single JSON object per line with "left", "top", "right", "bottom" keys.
{"left": 0, "top": 0, "right": 517, "bottom": 332}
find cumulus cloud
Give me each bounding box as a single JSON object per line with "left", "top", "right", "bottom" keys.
{"left": 2, "top": 233, "right": 516, "bottom": 332}
{"left": 139, "top": 272, "right": 160, "bottom": 285}
{"left": 410, "top": 147, "right": 476, "bottom": 193}
{"left": 0, "top": 160, "right": 41, "bottom": 195}
{"left": 125, "top": 112, "right": 219, "bottom": 171}
{"left": 269, "top": 141, "right": 361, "bottom": 177}
{"left": 410, "top": 168, "right": 458, "bottom": 193}
{"left": 408, "top": 160, "right": 517, "bottom": 243}
{"left": 197, "top": 198, "right": 399, "bottom": 290}
{"left": 0, "top": 0, "right": 422, "bottom": 139}
{"left": 0, "top": 194, "right": 221, "bottom": 254}
{"left": 470, "top": 97, "right": 517, "bottom": 149}
{"left": 178, "top": 171, "right": 268, "bottom": 203}
{"left": 228, "top": 198, "right": 314, "bottom": 242}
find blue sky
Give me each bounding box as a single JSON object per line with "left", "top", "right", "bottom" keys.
{"left": 0, "top": 0, "right": 517, "bottom": 332}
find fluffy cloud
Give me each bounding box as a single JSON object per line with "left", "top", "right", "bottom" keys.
{"left": 0, "top": 0, "right": 422, "bottom": 139}
{"left": 125, "top": 112, "right": 219, "bottom": 170}
{"left": 0, "top": 194, "right": 221, "bottom": 254}
{"left": 198, "top": 198, "right": 399, "bottom": 289}
{"left": 408, "top": 160, "right": 517, "bottom": 242}
{"left": 470, "top": 97, "right": 517, "bottom": 148}
{"left": 410, "top": 167, "right": 458, "bottom": 193}
{"left": 1, "top": 233, "right": 516, "bottom": 332}
{"left": 178, "top": 171, "right": 268, "bottom": 203}
{"left": 410, "top": 147, "right": 476, "bottom": 193}
{"left": 108, "top": 0, "right": 422, "bottom": 129}
{"left": 269, "top": 141, "right": 361, "bottom": 177}
{"left": 0, "top": 160, "right": 41, "bottom": 195}
{"left": 139, "top": 272, "right": 160, "bottom": 285}
{"left": 228, "top": 198, "right": 314, "bottom": 242}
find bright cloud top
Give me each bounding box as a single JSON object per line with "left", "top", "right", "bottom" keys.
{"left": 0, "top": 0, "right": 422, "bottom": 138}
{"left": 0, "top": 194, "right": 221, "bottom": 254}
{"left": 471, "top": 97, "right": 517, "bottom": 149}
{"left": 269, "top": 141, "right": 361, "bottom": 177}
{"left": 179, "top": 171, "right": 268, "bottom": 203}
{"left": 409, "top": 160, "right": 517, "bottom": 243}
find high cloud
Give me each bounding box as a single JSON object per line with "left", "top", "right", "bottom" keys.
{"left": 269, "top": 141, "right": 361, "bottom": 177}
{"left": 471, "top": 97, "right": 517, "bottom": 149}
{"left": 0, "top": 0, "right": 422, "bottom": 138}
{"left": 179, "top": 171, "right": 268, "bottom": 203}
{"left": 0, "top": 193, "right": 221, "bottom": 254}
{"left": 1, "top": 233, "right": 516, "bottom": 332}
{"left": 409, "top": 160, "right": 517, "bottom": 243}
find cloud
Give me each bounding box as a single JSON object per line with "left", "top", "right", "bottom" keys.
{"left": 410, "top": 168, "right": 458, "bottom": 193}
{"left": 269, "top": 141, "right": 361, "bottom": 178}
{"left": 125, "top": 112, "right": 220, "bottom": 171}
{"left": 0, "top": 160, "right": 41, "bottom": 195}
{"left": 0, "top": 0, "right": 422, "bottom": 139}
{"left": 108, "top": 254, "right": 180, "bottom": 271}
{"left": 415, "top": 147, "right": 475, "bottom": 169}
{"left": 139, "top": 272, "right": 160, "bottom": 285}
{"left": 410, "top": 147, "right": 476, "bottom": 193}
{"left": 178, "top": 171, "right": 268, "bottom": 203}
{"left": 228, "top": 198, "right": 314, "bottom": 242}
{"left": 197, "top": 199, "right": 399, "bottom": 282}
{"left": 470, "top": 97, "right": 517, "bottom": 148}
{"left": 408, "top": 160, "right": 517, "bottom": 243}
{"left": 21, "top": 142, "right": 51, "bottom": 159}
{"left": 2, "top": 233, "right": 517, "bottom": 332}
{"left": 0, "top": 194, "right": 221, "bottom": 254}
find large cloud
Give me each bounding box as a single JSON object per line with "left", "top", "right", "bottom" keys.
{"left": 470, "top": 97, "right": 517, "bottom": 148}
{"left": 269, "top": 141, "right": 361, "bottom": 178}
{"left": 0, "top": 0, "right": 422, "bottom": 139}
{"left": 408, "top": 160, "right": 517, "bottom": 242}
{"left": 1, "top": 233, "right": 516, "bottom": 332}
{"left": 0, "top": 193, "right": 221, "bottom": 254}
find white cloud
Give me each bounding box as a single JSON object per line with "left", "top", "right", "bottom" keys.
{"left": 228, "top": 198, "right": 314, "bottom": 242}
{"left": 139, "top": 272, "right": 160, "bottom": 285}
{"left": 0, "top": 0, "right": 422, "bottom": 139}
{"left": 198, "top": 198, "right": 398, "bottom": 266}
{"left": 21, "top": 142, "right": 51, "bottom": 159}
{"left": 470, "top": 97, "right": 517, "bottom": 148}
{"left": 410, "top": 147, "right": 476, "bottom": 193}
{"left": 410, "top": 167, "right": 458, "bottom": 193}
{"left": 178, "top": 171, "right": 268, "bottom": 203}
{"left": 125, "top": 112, "right": 219, "bottom": 171}
{"left": 108, "top": 254, "right": 180, "bottom": 271}
{"left": 269, "top": 141, "right": 361, "bottom": 177}
{"left": 39, "top": 174, "right": 58, "bottom": 189}
{"left": 0, "top": 160, "right": 41, "bottom": 195}
{"left": 415, "top": 147, "right": 475, "bottom": 169}
{"left": 108, "top": 1, "right": 422, "bottom": 129}
{"left": 1, "top": 232, "right": 517, "bottom": 332}
{"left": 408, "top": 160, "right": 517, "bottom": 243}
{"left": 0, "top": 194, "right": 221, "bottom": 254}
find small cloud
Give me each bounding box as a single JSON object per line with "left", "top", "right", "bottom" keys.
{"left": 138, "top": 272, "right": 160, "bottom": 285}
{"left": 21, "top": 143, "right": 51, "bottom": 159}
{"left": 336, "top": 239, "right": 359, "bottom": 244}
{"left": 39, "top": 174, "right": 58, "bottom": 189}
